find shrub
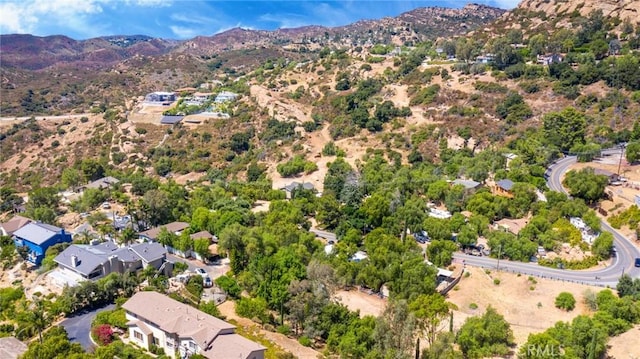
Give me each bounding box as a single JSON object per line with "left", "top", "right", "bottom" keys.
{"left": 298, "top": 336, "right": 312, "bottom": 347}
{"left": 277, "top": 155, "right": 318, "bottom": 177}
{"left": 80, "top": 116, "right": 89, "bottom": 123}
{"left": 555, "top": 292, "right": 576, "bottom": 311}
{"left": 215, "top": 275, "right": 241, "bottom": 298}
{"left": 135, "top": 127, "right": 147, "bottom": 135}
{"left": 91, "top": 324, "right": 114, "bottom": 346}
{"left": 277, "top": 325, "right": 292, "bottom": 335}
{"left": 173, "top": 261, "right": 188, "bottom": 273}
{"left": 493, "top": 278, "right": 501, "bottom": 285}
{"left": 302, "top": 121, "right": 317, "bottom": 132}
{"left": 322, "top": 142, "right": 337, "bottom": 156}
{"left": 469, "top": 303, "right": 478, "bottom": 309}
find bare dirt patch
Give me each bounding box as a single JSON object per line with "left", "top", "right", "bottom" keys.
{"left": 218, "top": 301, "right": 322, "bottom": 359}
{"left": 334, "top": 289, "right": 385, "bottom": 317}
{"left": 606, "top": 323, "right": 640, "bottom": 358}
{"left": 447, "top": 266, "right": 604, "bottom": 346}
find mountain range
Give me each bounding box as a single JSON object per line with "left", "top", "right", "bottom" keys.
{"left": 0, "top": 4, "right": 505, "bottom": 71}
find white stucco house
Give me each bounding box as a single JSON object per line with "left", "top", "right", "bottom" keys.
{"left": 122, "top": 292, "right": 265, "bottom": 359}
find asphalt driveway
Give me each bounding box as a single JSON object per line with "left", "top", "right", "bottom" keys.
{"left": 59, "top": 304, "right": 115, "bottom": 352}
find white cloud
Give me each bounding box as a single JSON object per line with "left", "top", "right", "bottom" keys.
{"left": 0, "top": 0, "right": 173, "bottom": 37}
{"left": 170, "top": 13, "right": 215, "bottom": 25}
{"left": 0, "top": 2, "right": 37, "bottom": 33}
{"left": 170, "top": 25, "right": 199, "bottom": 39}
{"left": 125, "top": 0, "right": 172, "bottom": 7}
{"left": 258, "top": 13, "right": 307, "bottom": 29}
{"left": 0, "top": 0, "right": 107, "bottom": 35}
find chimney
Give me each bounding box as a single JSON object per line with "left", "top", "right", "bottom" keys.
{"left": 71, "top": 255, "right": 79, "bottom": 267}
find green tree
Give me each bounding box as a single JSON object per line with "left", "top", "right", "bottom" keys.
{"left": 373, "top": 300, "right": 416, "bottom": 359}
{"left": 456, "top": 306, "right": 514, "bottom": 358}
{"left": 193, "top": 238, "right": 211, "bottom": 260}
{"left": 409, "top": 294, "right": 452, "bottom": 346}
{"left": 591, "top": 232, "right": 613, "bottom": 259}
{"left": 626, "top": 142, "right": 640, "bottom": 163}
{"left": 426, "top": 240, "right": 457, "bottom": 267}
{"left": 60, "top": 168, "right": 83, "bottom": 189}
{"left": 555, "top": 292, "right": 577, "bottom": 311}
{"left": 543, "top": 107, "right": 587, "bottom": 151}
{"left": 141, "top": 189, "right": 171, "bottom": 226}
{"left": 562, "top": 168, "right": 608, "bottom": 204}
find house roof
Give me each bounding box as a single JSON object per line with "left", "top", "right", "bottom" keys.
{"left": 160, "top": 115, "right": 184, "bottom": 125}
{"left": 0, "top": 337, "right": 27, "bottom": 359}
{"left": 593, "top": 168, "right": 616, "bottom": 177}
{"left": 496, "top": 179, "right": 515, "bottom": 191}
{"left": 84, "top": 176, "right": 120, "bottom": 190}
{"left": 54, "top": 245, "right": 107, "bottom": 276}
{"left": 204, "top": 333, "right": 265, "bottom": 359}
{"left": 54, "top": 242, "right": 167, "bottom": 276}
{"left": 123, "top": 292, "right": 262, "bottom": 354}
{"left": 127, "top": 320, "right": 153, "bottom": 335}
{"left": 139, "top": 222, "right": 190, "bottom": 240}
{"left": 452, "top": 179, "right": 481, "bottom": 190}
{"left": 129, "top": 242, "right": 167, "bottom": 263}
{"left": 282, "top": 181, "right": 315, "bottom": 192}
{"left": 13, "top": 222, "right": 65, "bottom": 245}
{"left": 190, "top": 230, "right": 215, "bottom": 241}
{"left": 0, "top": 215, "right": 32, "bottom": 236}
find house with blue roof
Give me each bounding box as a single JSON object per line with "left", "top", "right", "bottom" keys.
{"left": 13, "top": 222, "right": 72, "bottom": 265}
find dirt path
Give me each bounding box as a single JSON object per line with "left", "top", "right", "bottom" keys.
{"left": 218, "top": 301, "right": 322, "bottom": 359}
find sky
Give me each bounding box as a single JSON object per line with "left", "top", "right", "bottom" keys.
{"left": 0, "top": 0, "right": 520, "bottom": 40}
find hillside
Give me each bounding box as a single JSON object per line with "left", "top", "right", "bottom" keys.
{"left": 0, "top": 4, "right": 504, "bottom": 118}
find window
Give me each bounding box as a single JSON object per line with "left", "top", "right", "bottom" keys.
{"left": 134, "top": 331, "right": 143, "bottom": 341}
{"left": 152, "top": 336, "right": 161, "bottom": 346}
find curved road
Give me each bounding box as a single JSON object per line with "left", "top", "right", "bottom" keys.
{"left": 456, "top": 150, "right": 640, "bottom": 287}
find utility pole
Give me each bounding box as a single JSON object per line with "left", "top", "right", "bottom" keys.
{"left": 617, "top": 143, "right": 625, "bottom": 177}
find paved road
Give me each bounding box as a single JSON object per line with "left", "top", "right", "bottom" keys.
{"left": 166, "top": 253, "right": 229, "bottom": 279}
{"left": 0, "top": 114, "right": 91, "bottom": 122}
{"left": 310, "top": 229, "right": 337, "bottom": 242}
{"left": 544, "top": 152, "right": 640, "bottom": 284}
{"left": 59, "top": 304, "right": 115, "bottom": 352}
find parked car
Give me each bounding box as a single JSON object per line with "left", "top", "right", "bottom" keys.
{"left": 203, "top": 276, "right": 213, "bottom": 288}
{"left": 195, "top": 268, "right": 207, "bottom": 276}
{"left": 101, "top": 202, "right": 111, "bottom": 209}
{"left": 414, "top": 231, "right": 430, "bottom": 243}
{"left": 635, "top": 258, "right": 640, "bottom": 267}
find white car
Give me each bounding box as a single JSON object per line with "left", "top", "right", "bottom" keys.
{"left": 195, "top": 268, "right": 207, "bottom": 276}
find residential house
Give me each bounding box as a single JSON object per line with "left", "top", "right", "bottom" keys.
{"left": 0, "top": 337, "right": 27, "bottom": 359}
{"left": 475, "top": 53, "right": 495, "bottom": 64}
{"left": 160, "top": 115, "right": 184, "bottom": 125}
{"left": 0, "top": 215, "right": 31, "bottom": 236}
{"left": 593, "top": 168, "right": 619, "bottom": 184}
{"left": 13, "top": 222, "right": 72, "bottom": 265}
{"left": 190, "top": 230, "right": 217, "bottom": 243}
{"left": 54, "top": 241, "right": 168, "bottom": 282}
{"left": 451, "top": 179, "right": 482, "bottom": 192}
{"left": 537, "top": 53, "right": 563, "bottom": 66}
{"left": 214, "top": 91, "right": 238, "bottom": 103}
{"left": 138, "top": 222, "right": 190, "bottom": 242}
{"left": 82, "top": 176, "right": 120, "bottom": 191}
{"left": 123, "top": 292, "right": 265, "bottom": 359}
{"left": 145, "top": 92, "right": 176, "bottom": 104}
{"left": 190, "top": 230, "right": 218, "bottom": 262}
{"left": 280, "top": 181, "right": 315, "bottom": 199}
{"left": 493, "top": 179, "right": 515, "bottom": 198}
